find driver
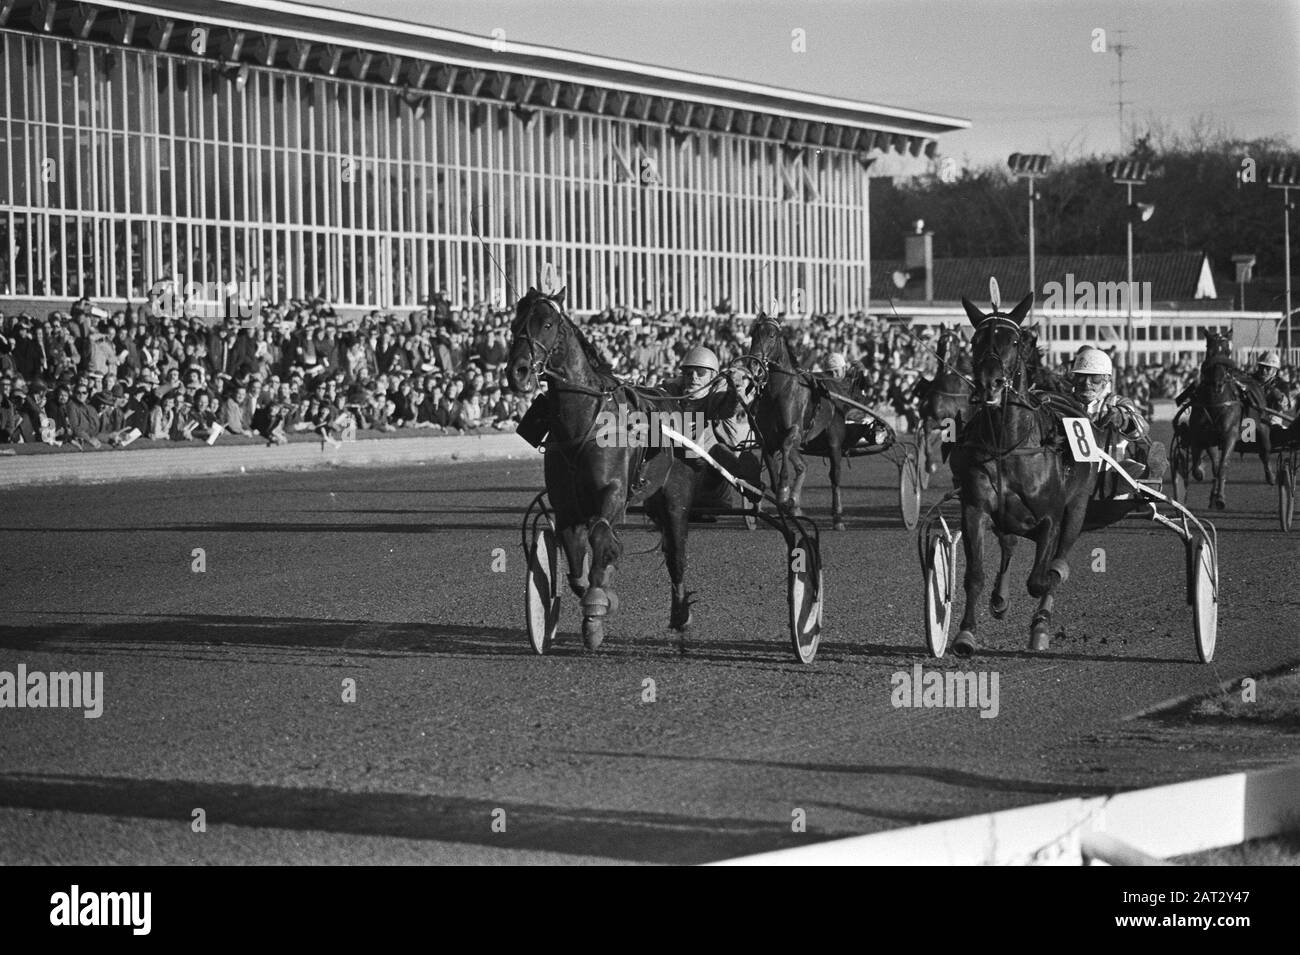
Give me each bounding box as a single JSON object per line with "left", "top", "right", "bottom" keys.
{"left": 1252, "top": 351, "right": 1289, "bottom": 428}
{"left": 1071, "top": 345, "right": 1166, "bottom": 482}
{"left": 669, "top": 345, "right": 760, "bottom": 508}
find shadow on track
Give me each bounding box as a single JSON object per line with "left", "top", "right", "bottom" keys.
{"left": 0, "top": 771, "right": 830, "bottom": 864}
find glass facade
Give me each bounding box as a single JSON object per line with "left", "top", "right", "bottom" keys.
{"left": 0, "top": 29, "right": 872, "bottom": 314}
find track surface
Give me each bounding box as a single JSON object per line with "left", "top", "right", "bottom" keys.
{"left": 2, "top": 426, "right": 1298, "bottom": 864}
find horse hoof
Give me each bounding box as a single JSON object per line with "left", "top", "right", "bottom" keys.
{"left": 1212, "top": 496, "right": 1226, "bottom": 511}
{"left": 1192, "top": 466, "right": 1204, "bottom": 481}
{"left": 605, "top": 589, "right": 620, "bottom": 615}
{"left": 1030, "top": 623, "right": 1051, "bottom": 651}
{"left": 833, "top": 520, "right": 847, "bottom": 532}
{"left": 581, "top": 586, "right": 610, "bottom": 617}
{"left": 953, "top": 631, "right": 977, "bottom": 658}
{"left": 670, "top": 608, "right": 693, "bottom": 632}
{"left": 990, "top": 596, "right": 1008, "bottom": 620}
{"left": 582, "top": 616, "right": 605, "bottom": 651}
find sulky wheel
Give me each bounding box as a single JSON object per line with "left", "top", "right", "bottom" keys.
{"left": 922, "top": 535, "right": 955, "bottom": 658}
{"left": 1186, "top": 533, "right": 1218, "bottom": 663}
{"left": 1279, "top": 461, "right": 1295, "bottom": 533}
{"left": 899, "top": 453, "right": 922, "bottom": 530}
{"left": 787, "top": 534, "right": 823, "bottom": 664}
{"left": 915, "top": 431, "right": 931, "bottom": 490}
{"left": 525, "top": 526, "right": 561, "bottom": 654}
{"left": 1171, "top": 442, "right": 1188, "bottom": 504}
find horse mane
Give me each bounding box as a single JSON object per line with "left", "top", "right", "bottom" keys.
{"left": 515, "top": 287, "right": 616, "bottom": 380}
{"left": 568, "top": 320, "right": 617, "bottom": 378}
{"left": 1021, "top": 327, "right": 1071, "bottom": 395}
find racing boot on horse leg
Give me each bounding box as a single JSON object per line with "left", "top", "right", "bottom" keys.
{"left": 581, "top": 518, "right": 622, "bottom": 650}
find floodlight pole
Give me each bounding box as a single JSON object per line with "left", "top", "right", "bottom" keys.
{"left": 1285, "top": 186, "right": 1293, "bottom": 354}
{"left": 1126, "top": 181, "right": 1134, "bottom": 372}
{"left": 1028, "top": 175, "right": 1038, "bottom": 340}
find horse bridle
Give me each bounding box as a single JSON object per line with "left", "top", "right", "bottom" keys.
{"left": 970, "top": 315, "right": 1028, "bottom": 407}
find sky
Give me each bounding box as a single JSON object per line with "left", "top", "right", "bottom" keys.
{"left": 305, "top": 0, "right": 1300, "bottom": 175}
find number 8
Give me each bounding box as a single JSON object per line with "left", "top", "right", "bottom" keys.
{"left": 1072, "top": 420, "right": 1091, "bottom": 457}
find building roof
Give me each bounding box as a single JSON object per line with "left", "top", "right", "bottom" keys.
{"left": 0, "top": 0, "right": 968, "bottom": 154}
{"left": 872, "top": 252, "right": 1220, "bottom": 305}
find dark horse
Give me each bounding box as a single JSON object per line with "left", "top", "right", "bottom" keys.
{"left": 747, "top": 313, "right": 856, "bottom": 530}
{"left": 950, "top": 293, "right": 1098, "bottom": 656}
{"left": 506, "top": 287, "right": 717, "bottom": 649}
{"left": 916, "top": 327, "right": 973, "bottom": 483}
{"left": 1174, "top": 330, "right": 1241, "bottom": 510}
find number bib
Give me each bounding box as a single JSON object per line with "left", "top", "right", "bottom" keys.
{"left": 1062, "top": 417, "right": 1101, "bottom": 463}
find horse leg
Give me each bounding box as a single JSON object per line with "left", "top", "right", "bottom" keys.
{"left": 581, "top": 485, "right": 626, "bottom": 650}
{"left": 989, "top": 532, "right": 1016, "bottom": 619}
{"left": 953, "top": 502, "right": 987, "bottom": 658}
{"left": 828, "top": 430, "right": 846, "bottom": 531}
{"left": 558, "top": 523, "right": 590, "bottom": 599}
{"left": 1260, "top": 425, "right": 1275, "bottom": 485}
{"left": 1027, "top": 490, "right": 1088, "bottom": 652}
{"left": 663, "top": 502, "right": 694, "bottom": 636}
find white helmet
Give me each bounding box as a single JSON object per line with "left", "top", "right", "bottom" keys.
{"left": 1072, "top": 346, "right": 1113, "bottom": 378}
{"left": 1258, "top": 351, "right": 1281, "bottom": 369}
{"left": 825, "top": 353, "right": 847, "bottom": 375}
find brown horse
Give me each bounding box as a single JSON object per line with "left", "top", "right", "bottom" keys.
{"left": 950, "top": 293, "right": 1099, "bottom": 656}
{"left": 916, "top": 327, "right": 973, "bottom": 483}
{"left": 1173, "top": 330, "right": 1241, "bottom": 510}
{"left": 746, "top": 314, "right": 858, "bottom": 529}
{"left": 506, "top": 287, "right": 716, "bottom": 647}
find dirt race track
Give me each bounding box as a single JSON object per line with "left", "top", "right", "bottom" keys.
{"left": 2, "top": 424, "right": 1298, "bottom": 865}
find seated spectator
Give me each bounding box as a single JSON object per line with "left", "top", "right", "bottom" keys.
{"left": 148, "top": 390, "right": 180, "bottom": 441}
{"left": 219, "top": 384, "right": 253, "bottom": 434}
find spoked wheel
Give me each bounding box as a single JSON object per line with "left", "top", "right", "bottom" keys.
{"left": 1186, "top": 532, "right": 1218, "bottom": 663}
{"left": 525, "top": 526, "right": 561, "bottom": 654}
{"left": 915, "top": 432, "right": 931, "bottom": 490}
{"left": 1171, "top": 442, "right": 1188, "bottom": 504}
{"left": 1279, "top": 461, "right": 1295, "bottom": 533}
{"left": 899, "top": 452, "right": 922, "bottom": 530}
{"left": 787, "top": 534, "right": 823, "bottom": 664}
{"left": 922, "top": 534, "right": 957, "bottom": 657}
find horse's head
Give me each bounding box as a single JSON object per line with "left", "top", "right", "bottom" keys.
{"left": 962, "top": 292, "right": 1034, "bottom": 405}
{"left": 1205, "top": 328, "right": 1233, "bottom": 360}
{"left": 747, "top": 312, "right": 790, "bottom": 367}
{"left": 507, "top": 286, "right": 568, "bottom": 394}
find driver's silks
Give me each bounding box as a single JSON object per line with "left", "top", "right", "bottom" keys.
{"left": 516, "top": 393, "right": 551, "bottom": 447}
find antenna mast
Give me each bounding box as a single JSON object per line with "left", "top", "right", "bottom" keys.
{"left": 1110, "top": 31, "right": 1136, "bottom": 151}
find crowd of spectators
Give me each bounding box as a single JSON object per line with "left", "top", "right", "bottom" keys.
{"left": 0, "top": 293, "right": 1294, "bottom": 449}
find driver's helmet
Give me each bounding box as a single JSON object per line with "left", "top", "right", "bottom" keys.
{"left": 1071, "top": 346, "right": 1113, "bottom": 407}
{"left": 825, "top": 353, "right": 847, "bottom": 378}
{"left": 681, "top": 346, "right": 720, "bottom": 399}
{"left": 1258, "top": 351, "right": 1281, "bottom": 373}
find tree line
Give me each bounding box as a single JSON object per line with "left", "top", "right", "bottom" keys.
{"left": 871, "top": 126, "right": 1298, "bottom": 280}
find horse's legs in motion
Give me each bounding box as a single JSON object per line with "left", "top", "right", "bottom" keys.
{"left": 776, "top": 426, "right": 805, "bottom": 513}
{"left": 827, "top": 429, "right": 846, "bottom": 531}
{"left": 656, "top": 499, "right": 693, "bottom": 636}
{"left": 558, "top": 523, "right": 590, "bottom": 599}
{"left": 1210, "top": 417, "right": 1237, "bottom": 510}
{"left": 581, "top": 484, "right": 626, "bottom": 650}
{"left": 1259, "top": 424, "right": 1275, "bottom": 485}
{"left": 1026, "top": 496, "right": 1087, "bottom": 651}
{"left": 989, "top": 532, "right": 1016, "bottom": 619}
{"left": 953, "top": 502, "right": 987, "bottom": 658}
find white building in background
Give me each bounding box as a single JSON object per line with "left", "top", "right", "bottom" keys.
{"left": 0, "top": 0, "right": 968, "bottom": 318}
